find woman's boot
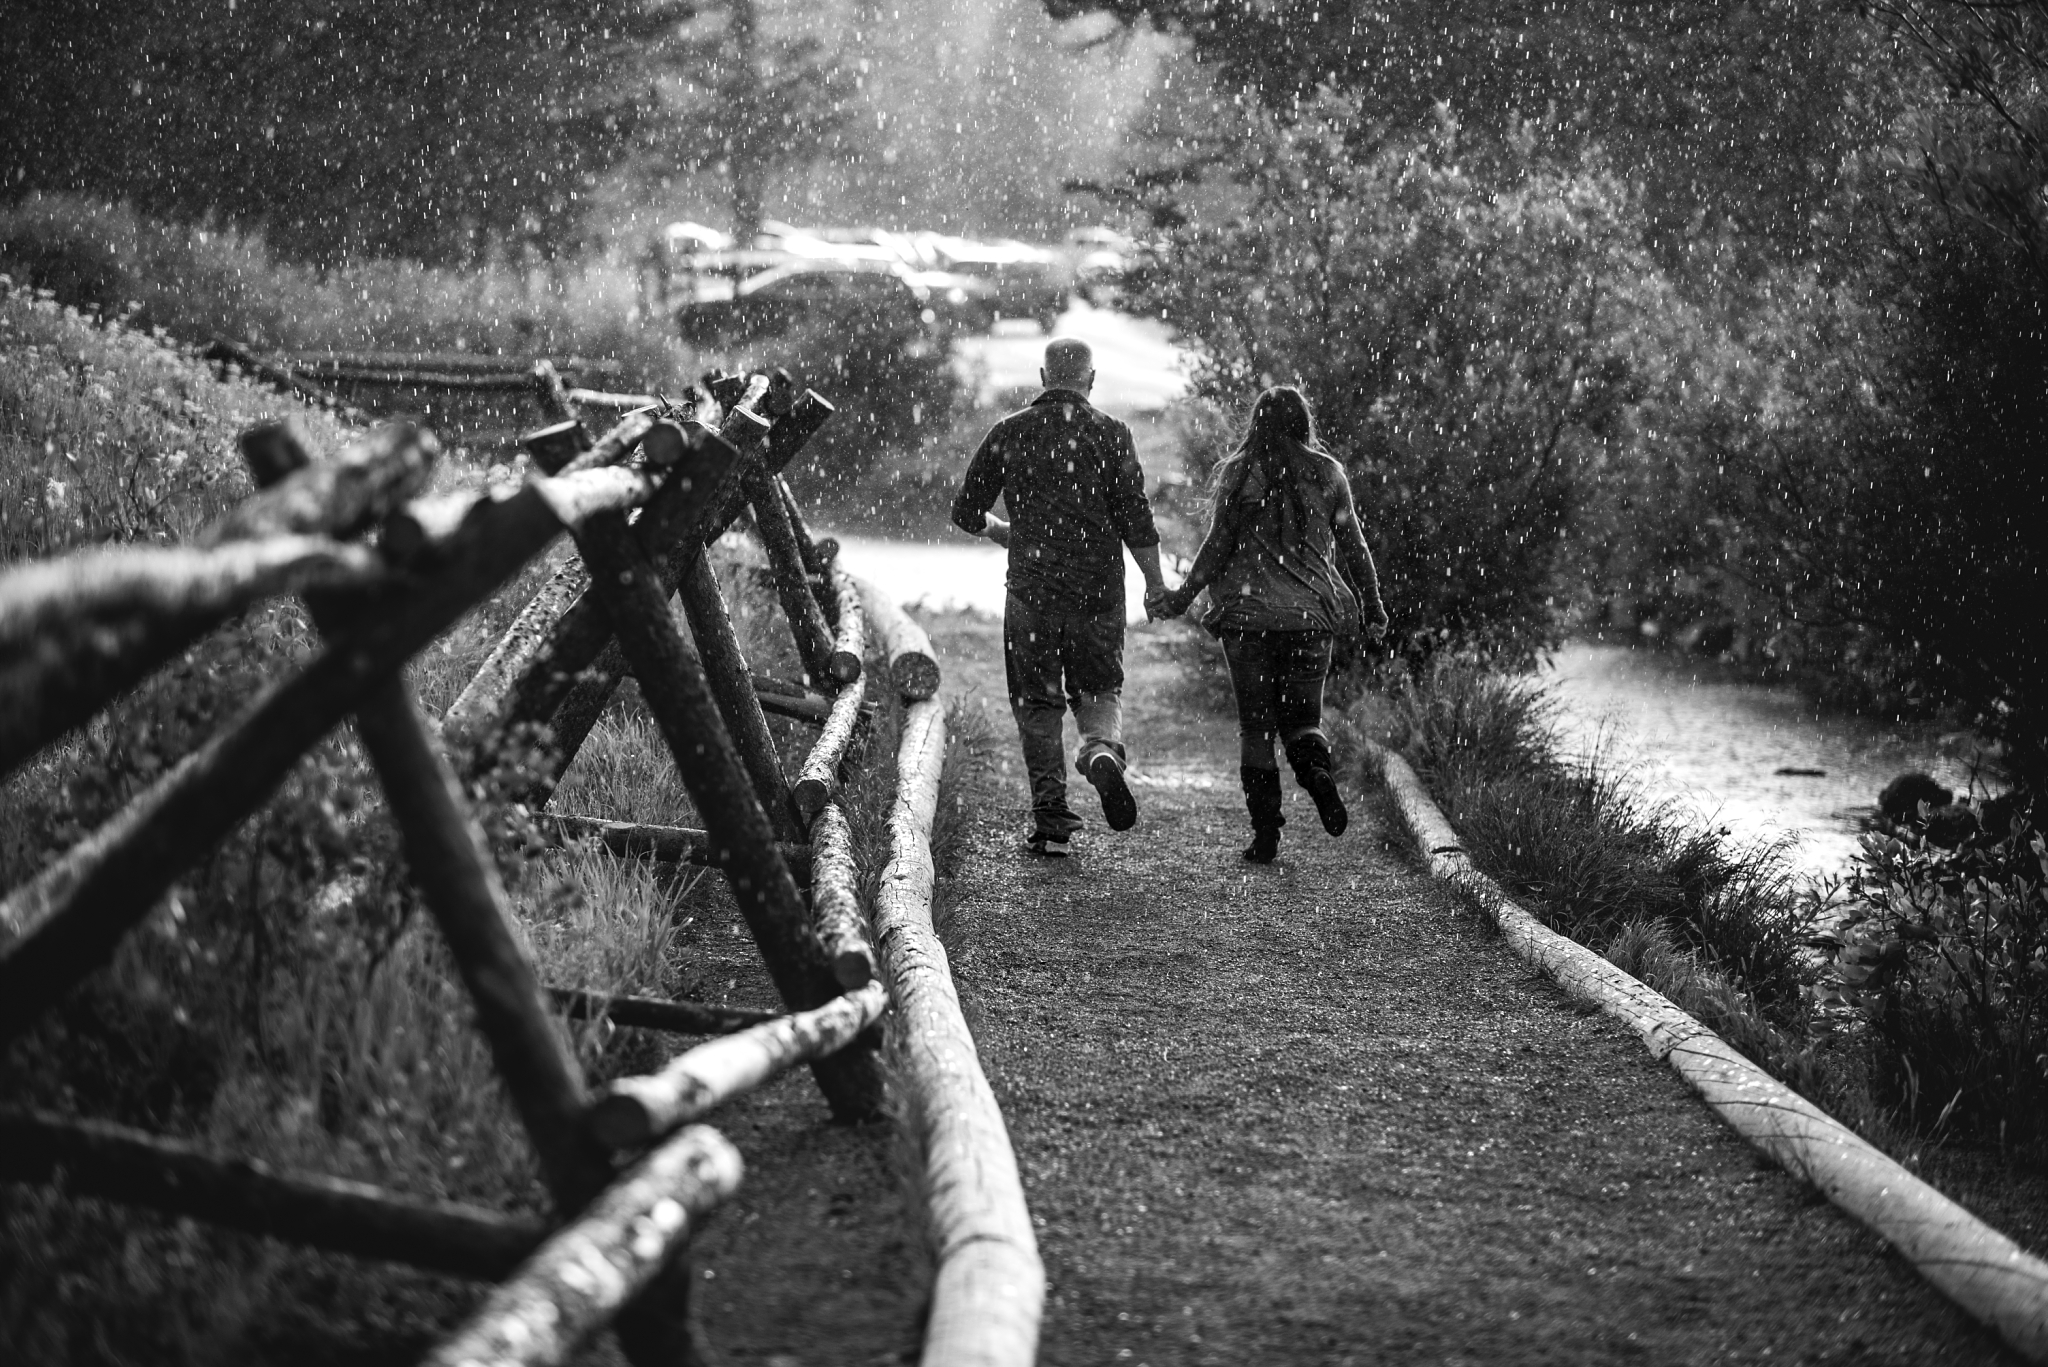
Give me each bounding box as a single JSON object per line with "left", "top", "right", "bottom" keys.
{"left": 1285, "top": 733, "right": 1349, "bottom": 836}
{"left": 1241, "top": 765, "right": 1284, "bottom": 863}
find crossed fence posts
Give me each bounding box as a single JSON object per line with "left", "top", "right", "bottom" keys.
{"left": 0, "top": 358, "right": 954, "bottom": 1366}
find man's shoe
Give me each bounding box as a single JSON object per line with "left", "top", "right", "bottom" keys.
{"left": 1084, "top": 754, "right": 1138, "bottom": 831}
{"left": 1024, "top": 832, "right": 1070, "bottom": 858}
{"left": 1243, "top": 827, "right": 1281, "bottom": 863}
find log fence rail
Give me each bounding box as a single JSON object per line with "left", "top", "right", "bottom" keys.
{"left": 0, "top": 353, "right": 1034, "bottom": 1366}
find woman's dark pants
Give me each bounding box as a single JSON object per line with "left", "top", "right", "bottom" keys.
{"left": 1220, "top": 629, "right": 1334, "bottom": 832}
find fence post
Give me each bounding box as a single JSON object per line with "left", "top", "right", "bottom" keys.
{"left": 571, "top": 511, "right": 883, "bottom": 1120}
{"left": 245, "top": 428, "right": 713, "bottom": 1367}
{"left": 677, "top": 557, "right": 803, "bottom": 839}
{"left": 237, "top": 430, "right": 610, "bottom": 1210}
{"left": 745, "top": 460, "right": 840, "bottom": 686}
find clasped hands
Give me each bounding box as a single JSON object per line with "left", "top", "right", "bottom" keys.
{"left": 1145, "top": 584, "right": 1193, "bottom": 621}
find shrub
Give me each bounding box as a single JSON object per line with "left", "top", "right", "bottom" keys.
{"left": 1377, "top": 656, "right": 1814, "bottom": 1025}
{"left": 703, "top": 299, "right": 964, "bottom": 502}
{"left": 1136, "top": 98, "right": 1698, "bottom": 664}
{"left": 1826, "top": 821, "right": 2048, "bottom": 1144}
{"left": 0, "top": 195, "right": 690, "bottom": 388}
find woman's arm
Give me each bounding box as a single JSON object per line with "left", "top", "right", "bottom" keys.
{"left": 1332, "top": 470, "right": 1389, "bottom": 634}
{"left": 1163, "top": 491, "right": 1241, "bottom": 614}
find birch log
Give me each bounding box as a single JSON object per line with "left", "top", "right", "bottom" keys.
{"left": 422, "top": 1126, "right": 742, "bottom": 1367}
{"left": 824, "top": 565, "right": 866, "bottom": 685}
{"left": 873, "top": 699, "right": 1044, "bottom": 1367}
{"left": 1370, "top": 742, "right": 2048, "bottom": 1364}
{"left": 792, "top": 672, "right": 867, "bottom": 825}
{"left": 587, "top": 981, "right": 889, "bottom": 1150}
{"left": 850, "top": 573, "right": 940, "bottom": 701}
{"left": 807, "top": 801, "right": 876, "bottom": 989}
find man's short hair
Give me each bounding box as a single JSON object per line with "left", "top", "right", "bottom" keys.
{"left": 1042, "top": 337, "right": 1095, "bottom": 388}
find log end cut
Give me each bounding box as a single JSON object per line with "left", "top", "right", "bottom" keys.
{"left": 891, "top": 652, "right": 942, "bottom": 702}
{"left": 831, "top": 944, "right": 877, "bottom": 991}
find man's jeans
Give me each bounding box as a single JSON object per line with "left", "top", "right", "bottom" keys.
{"left": 1004, "top": 592, "right": 1126, "bottom": 840}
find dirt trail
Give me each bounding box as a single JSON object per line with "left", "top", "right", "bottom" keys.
{"left": 926, "top": 611, "right": 2019, "bottom": 1367}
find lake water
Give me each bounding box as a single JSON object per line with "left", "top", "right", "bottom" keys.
{"left": 1540, "top": 643, "right": 1986, "bottom": 881}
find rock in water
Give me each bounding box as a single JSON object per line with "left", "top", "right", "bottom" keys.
{"left": 1879, "top": 771, "right": 1953, "bottom": 824}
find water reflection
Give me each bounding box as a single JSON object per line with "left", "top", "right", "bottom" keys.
{"left": 1541, "top": 643, "right": 1986, "bottom": 880}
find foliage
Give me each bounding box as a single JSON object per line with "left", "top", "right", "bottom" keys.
{"left": 1141, "top": 97, "right": 1688, "bottom": 664}
{"left": 0, "top": 277, "right": 318, "bottom": 561}
{"left": 0, "top": 283, "right": 715, "bottom": 1359}
{"left": 0, "top": 196, "right": 691, "bottom": 387}
{"left": 1562, "top": 5, "right": 2048, "bottom": 789}
{"left": 1379, "top": 656, "right": 1817, "bottom": 1019}
{"left": 644, "top": 0, "right": 856, "bottom": 238}
{"left": 1826, "top": 817, "right": 2048, "bottom": 1144}
{"left": 0, "top": 0, "right": 677, "bottom": 264}
{"left": 708, "top": 298, "right": 964, "bottom": 499}
{"left": 1056, "top": 0, "right": 1880, "bottom": 259}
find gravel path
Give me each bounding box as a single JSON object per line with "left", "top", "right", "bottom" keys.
{"left": 927, "top": 612, "right": 2019, "bottom": 1366}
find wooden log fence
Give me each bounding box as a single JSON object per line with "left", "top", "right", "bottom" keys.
{"left": 0, "top": 357, "right": 1045, "bottom": 1364}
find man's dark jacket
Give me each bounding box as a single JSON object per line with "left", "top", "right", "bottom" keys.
{"left": 950, "top": 388, "right": 1159, "bottom": 615}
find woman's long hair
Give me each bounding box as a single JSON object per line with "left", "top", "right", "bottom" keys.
{"left": 1213, "top": 385, "right": 1324, "bottom": 544}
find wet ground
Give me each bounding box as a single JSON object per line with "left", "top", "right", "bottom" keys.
{"left": 927, "top": 611, "right": 2019, "bottom": 1367}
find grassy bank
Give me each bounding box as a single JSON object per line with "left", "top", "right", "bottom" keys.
{"left": 0, "top": 277, "right": 940, "bottom": 1362}
{"left": 1334, "top": 656, "right": 2048, "bottom": 1181}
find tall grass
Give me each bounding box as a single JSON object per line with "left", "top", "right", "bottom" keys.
{"left": 0, "top": 270, "right": 783, "bottom": 1360}
{"left": 1342, "top": 656, "right": 1905, "bottom": 1140}
{"left": 0, "top": 276, "right": 356, "bottom": 561}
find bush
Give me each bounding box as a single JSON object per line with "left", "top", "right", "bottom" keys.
{"left": 701, "top": 298, "right": 963, "bottom": 502}
{"left": 0, "top": 195, "right": 690, "bottom": 388}
{"left": 1375, "top": 656, "right": 1815, "bottom": 1026}
{"left": 0, "top": 282, "right": 721, "bottom": 1360}
{"left": 0, "top": 277, "right": 357, "bottom": 560}
{"left": 1137, "top": 98, "right": 1699, "bottom": 664}
{"left": 1826, "top": 820, "right": 2048, "bottom": 1144}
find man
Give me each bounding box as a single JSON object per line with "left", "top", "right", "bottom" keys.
{"left": 951, "top": 337, "right": 1168, "bottom": 857}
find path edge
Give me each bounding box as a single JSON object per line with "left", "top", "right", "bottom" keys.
{"left": 873, "top": 697, "right": 1045, "bottom": 1367}
{"left": 1366, "top": 740, "right": 2048, "bottom": 1364}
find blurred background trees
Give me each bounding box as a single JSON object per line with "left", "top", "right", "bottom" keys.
{"left": 1077, "top": 0, "right": 2048, "bottom": 789}
{"left": 3, "top": 0, "right": 2045, "bottom": 782}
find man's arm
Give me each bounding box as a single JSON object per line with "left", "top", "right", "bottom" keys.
{"left": 1104, "top": 419, "right": 1163, "bottom": 568}
{"left": 950, "top": 427, "right": 1006, "bottom": 539}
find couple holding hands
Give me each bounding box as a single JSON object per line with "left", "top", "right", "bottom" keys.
{"left": 951, "top": 338, "right": 1389, "bottom": 865}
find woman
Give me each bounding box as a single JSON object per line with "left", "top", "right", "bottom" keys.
{"left": 1154, "top": 386, "right": 1389, "bottom": 862}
